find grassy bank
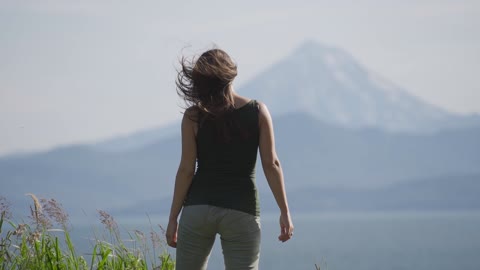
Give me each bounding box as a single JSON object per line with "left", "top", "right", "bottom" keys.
{"left": 0, "top": 195, "right": 175, "bottom": 270}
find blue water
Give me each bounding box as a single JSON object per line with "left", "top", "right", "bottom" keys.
{"left": 68, "top": 211, "right": 480, "bottom": 270}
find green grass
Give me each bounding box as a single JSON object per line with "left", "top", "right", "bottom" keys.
{"left": 1, "top": 195, "right": 326, "bottom": 270}
{"left": 0, "top": 195, "right": 175, "bottom": 270}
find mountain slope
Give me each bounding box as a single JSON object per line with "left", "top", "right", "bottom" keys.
{"left": 109, "top": 173, "right": 480, "bottom": 215}
{"left": 2, "top": 40, "right": 480, "bottom": 220}
{"left": 239, "top": 40, "right": 480, "bottom": 133}
{"left": 85, "top": 41, "right": 480, "bottom": 154}
{"left": 2, "top": 113, "right": 479, "bottom": 219}
{"left": 73, "top": 40, "right": 480, "bottom": 154}
{"left": 90, "top": 122, "right": 179, "bottom": 153}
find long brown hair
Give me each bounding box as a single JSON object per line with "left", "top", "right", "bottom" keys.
{"left": 176, "top": 48, "right": 238, "bottom": 119}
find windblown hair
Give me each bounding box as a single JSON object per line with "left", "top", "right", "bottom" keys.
{"left": 176, "top": 48, "right": 238, "bottom": 119}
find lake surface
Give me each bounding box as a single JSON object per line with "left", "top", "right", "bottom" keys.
{"left": 69, "top": 211, "right": 480, "bottom": 270}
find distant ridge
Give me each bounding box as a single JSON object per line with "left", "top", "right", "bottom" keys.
{"left": 108, "top": 172, "right": 480, "bottom": 215}
{"left": 90, "top": 122, "right": 178, "bottom": 153}
{"left": 87, "top": 40, "right": 480, "bottom": 154}
{"left": 2, "top": 111, "right": 479, "bottom": 219}
{"left": 239, "top": 40, "right": 480, "bottom": 133}
{"left": 2, "top": 40, "right": 480, "bottom": 221}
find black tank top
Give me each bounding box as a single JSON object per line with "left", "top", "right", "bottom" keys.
{"left": 184, "top": 99, "right": 260, "bottom": 216}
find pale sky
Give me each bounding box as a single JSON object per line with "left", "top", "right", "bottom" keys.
{"left": 1, "top": 0, "right": 479, "bottom": 157}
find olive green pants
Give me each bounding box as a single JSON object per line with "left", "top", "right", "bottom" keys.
{"left": 176, "top": 205, "right": 261, "bottom": 270}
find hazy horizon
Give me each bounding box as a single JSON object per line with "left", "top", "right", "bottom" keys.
{"left": 1, "top": 0, "right": 479, "bottom": 157}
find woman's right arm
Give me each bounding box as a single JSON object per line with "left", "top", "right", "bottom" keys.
{"left": 258, "top": 102, "right": 294, "bottom": 242}
{"left": 166, "top": 111, "right": 197, "bottom": 248}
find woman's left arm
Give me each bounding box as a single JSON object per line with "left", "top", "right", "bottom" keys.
{"left": 166, "top": 112, "right": 197, "bottom": 247}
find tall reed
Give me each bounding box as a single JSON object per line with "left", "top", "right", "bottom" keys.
{"left": 0, "top": 195, "right": 175, "bottom": 270}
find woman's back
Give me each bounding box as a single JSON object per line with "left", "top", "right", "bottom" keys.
{"left": 166, "top": 48, "right": 293, "bottom": 270}
{"left": 184, "top": 99, "right": 260, "bottom": 216}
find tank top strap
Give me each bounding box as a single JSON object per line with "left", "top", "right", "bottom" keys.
{"left": 250, "top": 99, "right": 260, "bottom": 113}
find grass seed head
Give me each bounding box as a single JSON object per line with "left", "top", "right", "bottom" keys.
{"left": 25, "top": 193, "right": 52, "bottom": 229}
{"left": 13, "top": 223, "right": 27, "bottom": 236}
{"left": 150, "top": 230, "right": 162, "bottom": 248}
{"left": 0, "top": 196, "right": 12, "bottom": 219}
{"left": 98, "top": 210, "right": 118, "bottom": 233}
{"left": 41, "top": 198, "right": 69, "bottom": 228}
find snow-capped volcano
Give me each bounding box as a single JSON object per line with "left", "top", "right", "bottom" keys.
{"left": 239, "top": 40, "right": 479, "bottom": 133}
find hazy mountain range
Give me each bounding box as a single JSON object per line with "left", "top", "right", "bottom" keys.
{"left": 1, "top": 41, "right": 479, "bottom": 220}
{"left": 241, "top": 40, "right": 480, "bottom": 133}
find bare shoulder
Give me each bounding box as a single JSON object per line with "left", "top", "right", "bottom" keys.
{"left": 255, "top": 101, "right": 271, "bottom": 119}
{"left": 183, "top": 106, "right": 199, "bottom": 122}
{"left": 184, "top": 105, "right": 198, "bottom": 115}
{"left": 255, "top": 100, "right": 267, "bottom": 110}
{"left": 233, "top": 94, "right": 254, "bottom": 108}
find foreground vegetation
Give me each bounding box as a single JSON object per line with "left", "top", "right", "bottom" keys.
{"left": 1, "top": 195, "right": 328, "bottom": 270}
{"left": 0, "top": 195, "right": 175, "bottom": 270}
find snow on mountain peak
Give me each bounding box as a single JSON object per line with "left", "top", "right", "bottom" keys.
{"left": 240, "top": 40, "right": 479, "bottom": 133}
